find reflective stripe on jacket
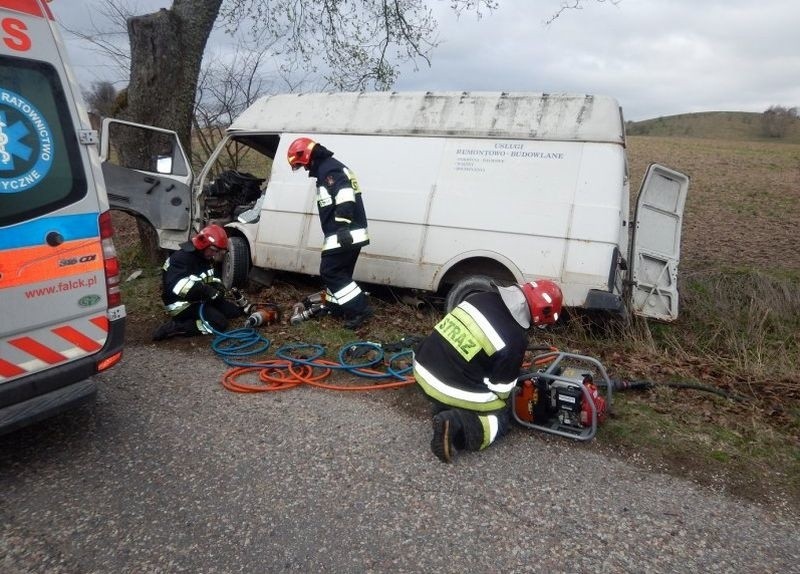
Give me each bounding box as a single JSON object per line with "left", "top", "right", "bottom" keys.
{"left": 314, "top": 157, "right": 369, "bottom": 254}
{"left": 160, "top": 242, "right": 222, "bottom": 310}
{"left": 413, "top": 291, "right": 528, "bottom": 412}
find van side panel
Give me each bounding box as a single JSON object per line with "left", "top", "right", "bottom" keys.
{"left": 252, "top": 131, "right": 627, "bottom": 306}
{"left": 430, "top": 139, "right": 627, "bottom": 306}
{"left": 561, "top": 144, "right": 628, "bottom": 300}
{"left": 256, "top": 134, "right": 446, "bottom": 285}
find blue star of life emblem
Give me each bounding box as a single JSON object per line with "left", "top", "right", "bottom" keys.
{"left": 0, "top": 110, "right": 33, "bottom": 170}
{"left": 0, "top": 87, "right": 55, "bottom": 194}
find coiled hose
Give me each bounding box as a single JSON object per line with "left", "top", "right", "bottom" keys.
{"left": 200, "top": 305, "right": 416, "bottom": 393}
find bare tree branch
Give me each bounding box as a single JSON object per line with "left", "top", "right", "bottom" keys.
{"left": 60, "top": 0, "right": 132, "bottom": 80}
{"left": 545, "top": 0, "right": 621, "bottom": 26}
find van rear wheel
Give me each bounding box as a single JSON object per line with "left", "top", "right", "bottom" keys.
{"left": 444, "top": 275, "right": 509, "bottom": 312}
{"left": 222, "top": 236, "right": 250, "bottom": 289}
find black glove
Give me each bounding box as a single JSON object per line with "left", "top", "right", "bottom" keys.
{"left": 201, "top": 283, "right": 222, "bottom": 301}
{"left": 337, "top": 228, "right": 353, "bottom": 248}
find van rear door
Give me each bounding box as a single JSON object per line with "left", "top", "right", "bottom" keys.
{"left": 100, "top": 119, "right": 193, "bottom": 250}
{"left": 629, "top": 163, "right": 690, "bottom": 321}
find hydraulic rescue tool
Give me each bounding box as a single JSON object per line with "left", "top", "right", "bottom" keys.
{"left": 512, "top": 351, "right": 611, "bottom": 441}
{"left": 230, "top": 287, "right": 255, "bottom": 315}
{"left": 244, "top": 307, "right": 280, "bottom": 327}
{"left": 230, "top": 287, "right": 280, "bottom": 327}
{"left": 290, "top": 292, "right": 329, "bottom": 325}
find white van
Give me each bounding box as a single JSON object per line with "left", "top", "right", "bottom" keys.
{"left": 0, "top": 0, "right": 126, "bottom": 435}
{"left": 102, "top": 91, "right": 689, "bottom": 321}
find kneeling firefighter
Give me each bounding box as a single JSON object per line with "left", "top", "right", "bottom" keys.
{"left": 413, "top": 280, "right": 563, "bottom": 462}
{"left": 152, "top": 224, "right": 244, "bottom": 341}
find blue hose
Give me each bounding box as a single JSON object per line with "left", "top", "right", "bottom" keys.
{"left": 200, "top": 304, "right": 272, "bottom": 367}
{"left": 201, "top": 304, "right": 414, "bottom": 380}
{"left": 276, "top": 341, "right": 411, "bottom": 380}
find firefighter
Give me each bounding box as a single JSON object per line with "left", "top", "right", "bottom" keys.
{"left": 287, "top": 137, "right": 373, "bottom": 329}
{"left": 152, "top": 224, "right": 244, "bottom": 341}
{"left": 413, "top": 280, "right": 563, "bottom": 462}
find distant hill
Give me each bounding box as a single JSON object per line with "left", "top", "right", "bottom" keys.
{"left": 626, "top": 111, "right": 800, "bottom": 144}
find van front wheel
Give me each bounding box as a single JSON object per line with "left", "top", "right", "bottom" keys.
{"left": 444, "top": 275, "right": 505, "bottom": 312}
{"left": 222, "top": 236, "right": 250, "bottom": 289}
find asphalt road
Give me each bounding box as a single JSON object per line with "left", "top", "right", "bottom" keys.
{"left": 1, "top": 343, "right": 798, "bottom": 573}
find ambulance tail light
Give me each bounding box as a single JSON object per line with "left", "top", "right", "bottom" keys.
{"left": 99, "top": 210, "right": 122, "bottom": 308}
{"left": 97, "top": 351, "right": 123, "bottom": 372}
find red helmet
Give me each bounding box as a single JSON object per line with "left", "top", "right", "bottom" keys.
{"left": 287, "top": 137, "right": 317, "bottom": 170}
{"left": 521, "top": 280, "right": 563, "bottom": 326}
{"left": 192, "top": 224, "right": 228, "bottom": 251}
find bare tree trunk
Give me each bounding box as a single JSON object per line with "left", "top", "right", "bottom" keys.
{"left": 125, "top": 0, "right": 222, "bottom": 260}
{"left": 126, "top": 0, "right": 222, "bottom": 153}
{"left": 135, "top": 217, "right": 166, "bottom": 265}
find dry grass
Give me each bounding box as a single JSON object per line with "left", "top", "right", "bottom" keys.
{"left": 627, "top": 111, "right": 800, "bottom": 144}
{"left": 625, "top": 135, "right": 800, "bottom": 391}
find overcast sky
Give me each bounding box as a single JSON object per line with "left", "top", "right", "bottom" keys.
{"left": 50, "top": 0, "right": 800, "bottom": 121}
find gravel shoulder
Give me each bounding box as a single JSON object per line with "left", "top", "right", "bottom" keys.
{"left": 1, "top": 344, "right": 799, "bottom": 573}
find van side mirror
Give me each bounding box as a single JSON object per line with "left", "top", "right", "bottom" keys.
{"left": 155, "top": 155, "right": 173, "bottom": 174}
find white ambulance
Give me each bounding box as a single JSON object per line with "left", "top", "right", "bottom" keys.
{"left": 0, "top": 0, "right": 125, "bottom": 435}
{"left": 102, "top": 91, "right": 689, "bottom": 321}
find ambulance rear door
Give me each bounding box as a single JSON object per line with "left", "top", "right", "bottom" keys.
{"left": 0, "top": 0, "right": 125, "bottom": 391}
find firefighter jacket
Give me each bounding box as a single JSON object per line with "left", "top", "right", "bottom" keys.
{"left": 413, "top": 291, "right": 528, "bottom": 413}
{"left": 160, "top": 242, "right": 224, "bottom": 316}
{"left": 308, "top": 146, "right": 369, "bottom": 254}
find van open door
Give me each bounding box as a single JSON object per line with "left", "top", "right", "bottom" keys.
{"left": 629, "top": 163, "right": 690, "bottom": 321}
{"left": 100, "top": 119, "right": 193, "bottom": 250}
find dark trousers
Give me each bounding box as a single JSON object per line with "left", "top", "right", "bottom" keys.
{"left": 173, "top": 299, "right": 242, "bottom": 335}
{"left": 430, "top": 400, "right": 512, "bottom": 452}
{"left": 319, "top": 248, "right": 368, "bottom": 317}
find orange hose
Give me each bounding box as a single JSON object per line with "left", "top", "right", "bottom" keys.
{"left": 221, "top": 358, "right": 415, "bottom": 393}
{"left": 222, "top": 347, "right": 557, "bottom": 394}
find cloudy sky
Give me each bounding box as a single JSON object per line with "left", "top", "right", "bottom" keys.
{"left": 50, "top": 0, "right": 800, "bottom": 121}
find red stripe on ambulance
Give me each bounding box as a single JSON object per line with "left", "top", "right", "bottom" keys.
{"left": 0, "top": 314, "right": 109, "bottom": 382}
{"left": 52, "top": 326, "right": 102, "bottom": 352}
{"left": 0, "top": 0, "right": 53, "bottom": 19}
{"left": 0, "top": 358, "right": 26, "bottom": 378}
{"left": 9, "top": 336, "right": 67, "bottom": 364}
{"left": 90, "top": 316, "right": 109, "bottom": 331}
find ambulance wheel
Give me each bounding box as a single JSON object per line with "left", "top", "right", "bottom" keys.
{"left": 222, "top": 236, "right": 250, "bottom": 289}
{"left": 444, "top": 275, "right": 501, "bottom": 312}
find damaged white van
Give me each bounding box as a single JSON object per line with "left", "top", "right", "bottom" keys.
{"left": 101, "top": 91, "right": 689, "bottom": 321}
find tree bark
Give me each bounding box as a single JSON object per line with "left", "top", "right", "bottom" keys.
{"left": 135, "top": 217, "right": 166, "bottom": 265}
{"left": 125, "top": 0, "right": 222, "bottom": 259}
{"left": 126, "top": 0, "right": 222, "bottom": 154}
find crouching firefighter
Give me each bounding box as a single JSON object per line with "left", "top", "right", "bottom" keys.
{"left": 152, "top": 224, "right": 244, "bottom": 341}
{"left": 413, "top": 280, "right": 564, "bottom": 462}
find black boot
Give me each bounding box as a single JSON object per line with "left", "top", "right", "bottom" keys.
{"left": 152, "top": 320, "right": 185, "bottom": 341}
{"left": 343, "top": 306, "right": 374, "bottom": 330}
{"left": 431, "top": 410, "right": 464, "bottom": 463}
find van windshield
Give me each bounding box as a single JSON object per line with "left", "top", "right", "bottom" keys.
{"left": 0, "top": 55, "right": 86, "bottom": 227}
